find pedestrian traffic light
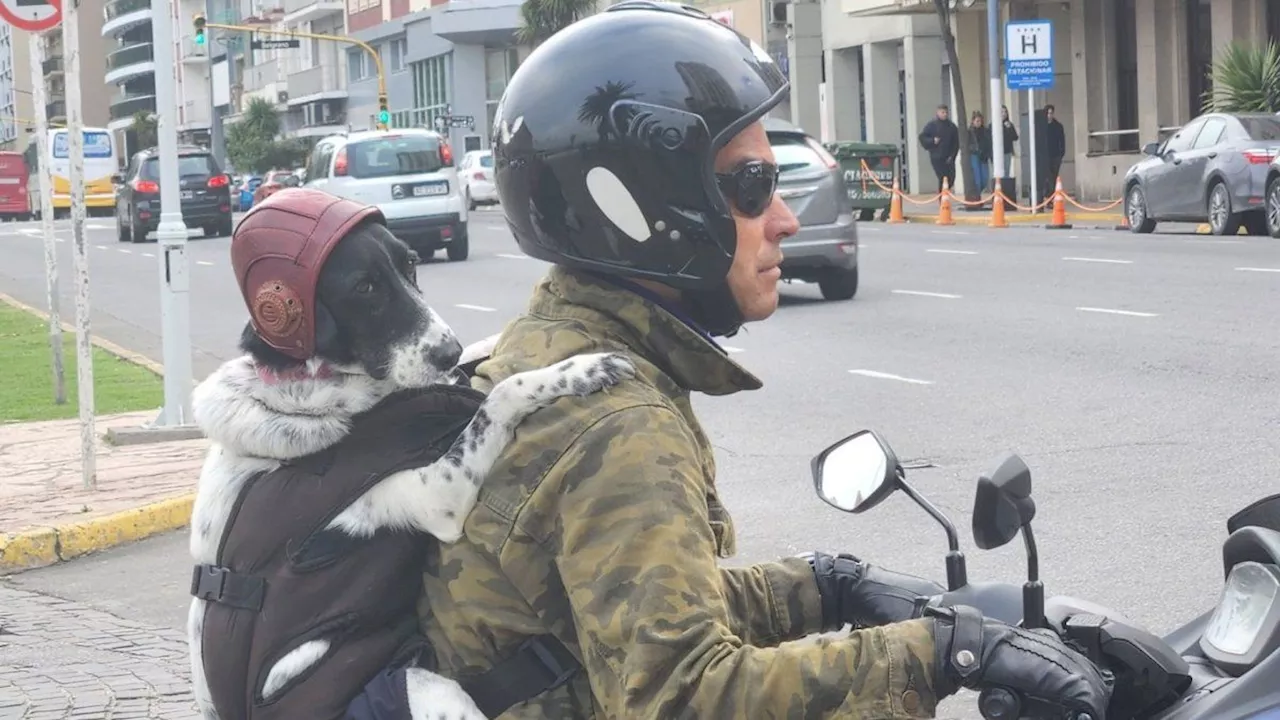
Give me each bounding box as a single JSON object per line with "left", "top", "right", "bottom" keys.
{"left": 377, "top": 93, "right": 390, "bottom": 127}
{"left": 194, "top": 14, "right": 206, "bottom": 45}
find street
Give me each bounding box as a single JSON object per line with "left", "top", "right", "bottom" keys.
{"left": 3, "top": 212, "right": 1280, "bottom": 718}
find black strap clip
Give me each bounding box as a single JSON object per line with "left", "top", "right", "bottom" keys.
{"left": 190, "top": 564, "right": 266, "bottom": 612}
{"left": 462, "top": 635, "right": 581, "bottom": 717}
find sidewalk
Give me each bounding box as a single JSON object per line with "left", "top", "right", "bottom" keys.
{"left": 893, "top": 196, "right": 1126, "bottom": 228}
{"left": 0, "top": 411, "right": 205, "bottom": 573}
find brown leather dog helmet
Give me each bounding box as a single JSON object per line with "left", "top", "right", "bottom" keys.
{"left": 230, "top": 188, "right": 385, "bottom": 360}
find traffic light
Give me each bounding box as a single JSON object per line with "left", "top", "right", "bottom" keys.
{"left": 377, "top": 93, "right": 390, "bottom": 127}
{"left": 194, "top": 14, "right": 206, "bottom": 45}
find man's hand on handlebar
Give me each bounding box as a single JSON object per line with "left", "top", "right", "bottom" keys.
{"left": 928, "top": 605, "right": 1113, "bottom": 720}
{"left": 802, "top": 552, "right": 946, "bottom": 630}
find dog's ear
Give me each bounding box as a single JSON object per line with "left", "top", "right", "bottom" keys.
{"left": 238, "top": 321, "right": 298, "bottom": 371}
{"left": 312, "top": 300, "right": 344, "bottom": 362}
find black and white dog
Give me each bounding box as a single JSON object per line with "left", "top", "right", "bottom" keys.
{"left": 188, "top": 220, "right": 633, "bottom": 719}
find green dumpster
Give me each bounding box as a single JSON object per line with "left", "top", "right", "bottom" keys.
{"left": 824, "top": 142, "right": 900, "bottom": 221}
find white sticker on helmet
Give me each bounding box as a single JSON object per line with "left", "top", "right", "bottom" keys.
{"left": 585, "top": 166, "right": 651, "bottom": 243}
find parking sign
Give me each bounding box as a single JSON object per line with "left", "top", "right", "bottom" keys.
{"left": 1005, "top": 21, "right": 1054, "bottom": 90}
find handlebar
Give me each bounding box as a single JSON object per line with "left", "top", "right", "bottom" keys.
{"left": 978, "top": 687, "right": 1099, "bottom": 720}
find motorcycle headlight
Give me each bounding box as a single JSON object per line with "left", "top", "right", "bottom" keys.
{"left": 1204, "top": 561, "right": 1280, "bottom": 656}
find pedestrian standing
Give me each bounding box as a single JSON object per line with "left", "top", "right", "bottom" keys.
{"left": 968, "top": 111, "right": 993, "bottom": 194}
{"left": 918, "top": 104, "right": 960, "bottom": 194}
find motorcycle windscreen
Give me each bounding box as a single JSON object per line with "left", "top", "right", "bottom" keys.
{"left": 1229, "top": 495, "right": 1280, "bottom": 535}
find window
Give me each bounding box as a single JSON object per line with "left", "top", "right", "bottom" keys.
{"left": 1114, "top": 0, "right": 1138, "bottom": 152}
{"left": 1163, "top": 119, "right": 1204, "bottom": 154}
{"left": 1186, "top": 0, "right": 1213, "bottom": 122}
{"left": 141, "top": 153, "right": 217, "bottom": 180}
{"left": 1241, "top": 116, "right": 1280, "bottom": 141}
{"left": 1192, "top": 117, "right": 1226, "bottom": 149}
{"left": 484, "top": 47, "right": 519, "bottom": 140}
{"left": 388, "top": 37, "right": 407, "bottom": 73}
{"left": 346, "top": 135, "right": 443, "bottom": 178}
{"left": 769, "top": 135, "right": 826, "bottom": 173}
{"left": 347, "top": 49, "right": 367, "bottom": 81}
{"left": 403, "top": 53, "right": 451, "bottom": 130}
{"left": 307, "top": 140, "right": 336, "bottom": 179}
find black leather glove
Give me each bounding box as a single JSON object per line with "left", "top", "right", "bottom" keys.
{"left": 803, "top": 551, "right": 946, "bottom": 631}
{"left": 928, "top": 604, "right": 1113, "bottom": 719}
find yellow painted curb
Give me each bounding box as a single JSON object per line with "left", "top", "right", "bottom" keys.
{"left": 903, "top": 214, "right": 1124, "bottom": 226}
{"left": 0, "top": 494, "right": 194, "bottom": 573}
{"left": 0, "top": 291, "right": 166, "bottom": 376}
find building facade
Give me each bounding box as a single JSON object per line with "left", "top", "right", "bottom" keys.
{"left": 0, "top": 24, "right": 33, "bottom": 151}
{"left": 38, "top": 4, "right": 113, "bottom": 135}
{"left": 820, "top": 0, "right": 1280, "bottom": 199}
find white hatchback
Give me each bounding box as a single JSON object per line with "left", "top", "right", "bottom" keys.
{"left": 304, "top": 128, "right": 470, "bottom": 262}
{"left": 459, "top": 150, "right": 497, "bottom": 210}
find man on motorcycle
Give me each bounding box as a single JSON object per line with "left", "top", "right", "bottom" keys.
{"left": 414, "top": 3, "right": 1113, "bottom": 718}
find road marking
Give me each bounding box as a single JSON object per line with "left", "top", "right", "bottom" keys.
{"left": 722, "top": 346, "right": 744, "bottom": 354}
{"left": 926, "top": 249, "right": 978, "bottom": 255}
{"left": 18, "top": 228, "right": 40, "bottom": 236}
{"left": 1236, "top": 267, "right": 1280, "bottom": 273}
{"left": 94, "top": 244, "right": 107, "bottom": 250}
{"left": 931, "top": 229, "right": 971, "bottom": 235}
{"left": 141, "top": 252, "right": 154, "bottom": 257}
{"left": 849, "top": 369, "right": 934, "bottom": 385}
{"left": 1063, "top": 256, "right": 1133, "bottom": 264}
{"left": 1077, "top": 306, "right": 1158, "bottom": 318}
{"left": 86, "top": 224, "right": 112, "bottom": 230}
{"left": 455, "top": 303, "right": 497, "bottom": 312}
{"left": 892, "top": 289, "right": 962, "bottom": 299}
{"left": 115, "top": 248, "right": 131, "bottom": 254}
{"left": 196, "top": 260, "right": 214, "bottom": 266}
{"left": 495, "top": 253, "right": 529, "bottom": 260}
{"left": 1186, "top": 238, "right": 1245, "bottom": 245}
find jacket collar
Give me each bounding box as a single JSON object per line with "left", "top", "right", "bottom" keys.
{"left": 530, "top": 267, "right": 763, "bottom": 396}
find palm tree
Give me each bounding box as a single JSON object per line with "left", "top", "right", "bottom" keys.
{"left": 132, "top": 110, "right": 158, "bottom": 149}
{"left": 516, "top": 0, "right": 599, "bottom": 45}
{"left": 226, "top": 98, "right": 285, "bottom": 174}
{"left": 933, "top": 0, "right": 976, "bottom": 200}
{"left": 1202, "top": 41, "right": 1280, "bottom": 114}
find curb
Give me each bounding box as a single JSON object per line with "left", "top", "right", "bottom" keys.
{"left": 0, "top": 494, "right": 195, "bottom": 573}
{"left": 0, "top": 291, "right": 166, "bottom": 377}
{"left": 900, "top": 214, "right": 1124, "bottom": 228}
{"left": 0, "top": 292, "right": 196, "bottom": 573}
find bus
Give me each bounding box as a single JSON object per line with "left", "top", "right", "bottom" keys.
{"left": 41, "top": 127, "right": 118, "bottom": 216}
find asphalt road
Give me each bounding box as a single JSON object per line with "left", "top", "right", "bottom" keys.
{"left": 3, "top": 212, "right": 1280, "bottom": 717}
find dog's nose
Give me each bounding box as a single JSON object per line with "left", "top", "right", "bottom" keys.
{"left": 426, "top": 336, "right": 464, "bottom": 371}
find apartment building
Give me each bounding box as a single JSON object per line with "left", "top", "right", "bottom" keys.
{"left": 816, "top": 0, "right": 1280, "bottom": 198}
{"left": 0, "top": 24, "right": 33, "bottom": 152}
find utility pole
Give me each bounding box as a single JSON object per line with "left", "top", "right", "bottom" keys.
{"left": 989, "top": 0, "right": 1004, "bottom": 193}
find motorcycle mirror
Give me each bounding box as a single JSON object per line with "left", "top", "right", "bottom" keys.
{"left": 972, "top": 452, "right": 1037, "bottom": 550}
{"left": 811, "top": 430, "right": 900, "bottom": 514}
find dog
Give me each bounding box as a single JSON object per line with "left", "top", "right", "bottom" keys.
{"left": 187, "top": 217, "right": 634, "bottom": 719}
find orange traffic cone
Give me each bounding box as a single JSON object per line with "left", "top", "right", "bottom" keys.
{"left": 1046, "top": 176, "right": 1072, "bottom": 229}
{"left": 936, "top": 178, "right": 955, "bottom": 226}
{"left": 1115, "top": 202, "right": 1130, "bottom": 231}
{"left": 989, "top": 191, "right": 1008, "bottom": 229}
{"left": 888, "top": 177, "right": 905, "bottom": 224}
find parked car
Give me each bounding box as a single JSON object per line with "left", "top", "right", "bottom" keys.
{"left": 1262, "top": 153, "right": 1280, "bottom": 238}
{"left": 252, "top": 169, "right": 299, "bottom": 207}
{"left": 304, "top": 128, "right": 468, "bottom": 262}
{"left": 763, "top": 117, "right": 859, "bottom": 301}
{"left": 1123, "top": 112, "right": 1280, "bottom": 236}
{"left": 113, "top": 145, "right": 234, "bottom": 243}
{"left": 458, "top": 150, "right": 496, "bottom": 210}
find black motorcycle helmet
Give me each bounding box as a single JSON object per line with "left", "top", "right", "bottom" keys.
{"left": 491, "top": 0, "right": 789, "bottom": 336}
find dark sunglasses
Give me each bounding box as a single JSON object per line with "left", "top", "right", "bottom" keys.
{"left": 715, "top": 160, "right": 780, "bottom": 218}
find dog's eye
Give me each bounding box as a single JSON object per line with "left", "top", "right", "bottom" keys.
{"left": 355, "top": 279, "right": 374, "bottom": 294}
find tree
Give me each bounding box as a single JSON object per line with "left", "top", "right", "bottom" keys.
{"left": 1202, "top": 41, "right": 1280, "bottom": 114}
{"left": 132, "top": 110, "right": 158, "bottom": 149}
{"left": 516, "top": 0, "right": 598, "bottom": 45}
{"left": 933, "top": 0, "right": 976, "bottom": 200}
{"left": 225, "top": 97, "right": 307, "bottom": 174}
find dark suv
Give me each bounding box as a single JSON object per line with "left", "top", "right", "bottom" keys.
{"left": 114, "top": 145, "right": 234, "bottom": 243}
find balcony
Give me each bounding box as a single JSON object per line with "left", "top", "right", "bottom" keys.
{"left": 286, "top": 65, "right": 346, "bottom": 105}
{"left": 431, "top": 0, "right": 521, "bottom": 45}
{"left": 46, "top": 99, "right": 66, "bottom": 120}
{"left": 180, "top": 100, "right": 212, "bottom": 130}
{"left": 282, "top": 0, "right": 343, "bottom": 25}
{"left": 841, "top": 0, "right": 971, "bottom": 16}
{"left": 108, "top": 94, "right": 157, "bottom": 129}
{"left": 42, "top": 56, "right": 63, "bottom": 76}
{"left": 103, "top": 0, "right": 153, "bottom": 38}
{"left": 181, "top": 36, "right": 208, "bottom": 64}
{"left": 105, "top": 42, "right": 155, "bottom": 84}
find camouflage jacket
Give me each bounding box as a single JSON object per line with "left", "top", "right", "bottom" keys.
{"left": 419, "top": 267, "right": 941, "bottom": 718}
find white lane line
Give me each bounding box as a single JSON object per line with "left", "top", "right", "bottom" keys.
{"left": 722, "top": 345, "right": 745, "bottom": 354}
{"left": 930, "top": 229, "right": 972, "bottom": 235}
{"left": 141, "top": 252, "right": 154, "bottom": 257}
{"left": 1186, "top": 239, "right": 1245, "bottom": 245}
{"left": 116, "top": 248, "right": 132, "bottom": 254}
{"left": 1063, "top": 256, "right": 1133, "bottom": 264}
{"left": 1077, "top": 306, "right": 1158, "bottom": 318}
{"left": 849, "top": 369, "right": 934, "bottom": 385}
{"left": 495, "top": 253, "right": 529, "bottom": 260}
{"left": 94, "top": 244, "right": 107, "bottom": 250}
{"left": 455, "top": 303, "right": 497, "bottom": 312}
{"left": 926, "top": 249, "right": 978, "bottom": 255}
{"left": 892, "top": 289, "right": 962, "bottom": 299}
{"left": 18, "top": 228, "right": 40, "bottom": 236}
{"left": 1236, "top": 267, "right": 1280, "bottom": 273}
{"left": 196, "top": 260, "right": 214, "bottom": 266}
{"left": 86, "top": 224, "right": 112, "bottom": 230}
{"left": 56, "top": 237, "right": 65, "bottom": 243}
{"left": 859, "top": 225, "right": 882, "bottom": 232}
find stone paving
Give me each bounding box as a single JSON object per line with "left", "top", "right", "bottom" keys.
{"left": 0, "top": 411, "right": 206, "bottom": 536}
{"left": 0, "top": 583, "right": 197, "bottom": 719}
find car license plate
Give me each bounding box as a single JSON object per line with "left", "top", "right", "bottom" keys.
{"left": 180, "top": 190, "right": 193, "bottom": 200}
{"left": 395, "top": 182, "right": 447, "bottom": 199}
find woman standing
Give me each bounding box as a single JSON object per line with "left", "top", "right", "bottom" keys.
{"left": 1000, "top": 105, "right": 1019, "bottom": 178}
{"left": 968, "top": 111, "right": 993, "bottom": 194}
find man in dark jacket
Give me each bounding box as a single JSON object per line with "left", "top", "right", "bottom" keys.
{"left": 1040, "top": 104, "right": 1067, "bottom": 203}
{"left": 417, "top": 3, "right": 1114, "bottom": 719}
{"left": 918, "top": 104, "right": 960, "bottom": 194}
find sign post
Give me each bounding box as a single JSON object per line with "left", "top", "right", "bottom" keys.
{"left": 27, "top": 16, "right": 64, "bottom": 420}
{"left": 1005, "top": 20, "right": 1054, "bottom": 213}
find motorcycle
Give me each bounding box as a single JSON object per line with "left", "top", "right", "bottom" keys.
{"left": 810, "top": 429, "right": 1280, "bottom": 720}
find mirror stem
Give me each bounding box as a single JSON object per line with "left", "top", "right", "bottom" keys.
{"left": 945, "top": 551, "right": 968, "bottom": 592}
{"left": 898, "top": 476, "right": 968, "bottom": 591}
{"left": 1021, "top": 524, "right": 1045, "bottom": 629}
